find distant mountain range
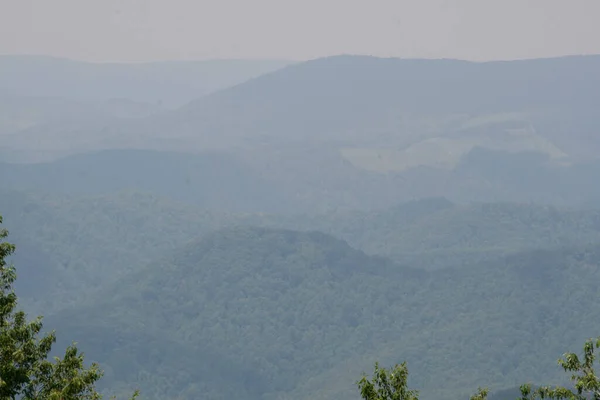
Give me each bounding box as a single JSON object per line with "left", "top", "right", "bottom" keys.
{"left": 0, "top": 149, "right": 292, "bottom": 213}
{"left": 4, "top": 54, "right": 600, "bottom": 160}
{"left": 2, "top": 145, "right": 600, "bottom": 213}
{"left": 148, "top": 54, "right": 600, "bottom": 157}
{"left": 2, "top": 54, "right": 600, "bottom": 209}
{"left": 0, "top": 55, "right": 293, "bottom": 107}
{"left": 3, "top": 54, "right": 600, "bottom": 400}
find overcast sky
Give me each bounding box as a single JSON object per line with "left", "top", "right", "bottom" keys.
{"left": 1, "top": 0, "right": 599, "bottom": 63}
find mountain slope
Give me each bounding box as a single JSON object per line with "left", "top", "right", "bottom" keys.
{"left": 41, "top": 227, "right": 600, "bottom": 400}
{"left": 155, "top": 54, "right": 600, "bottom": 153}
{"left": 0, "top": 56, "right": 292, "bottom": 162}
{"left": 259, "top": 197, "right": 600, "bottom": 268}
{"left": 5, "top": 188, "right": 600, "bottom": 306}
{"left": 4, "top": 55, "right": 600, "bottom": 207}
{"left": 7, "top": 54, "right": 600, "bottom": 159}
{"left": 46, "top": 227, "right": 424, "bottom": 399}
{"left": 123, "top": 55, "right": 600, "bottom": 208}
{"left": 0, "top": 188, "right": 250, "bottom": 315}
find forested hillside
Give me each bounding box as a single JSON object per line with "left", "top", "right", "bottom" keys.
{"left": 2, "top": 53, "right": 599, "bottom": 400}
{"left": 4, "top": 188, "right": 600, "bottom": 302}
{"left": 42, "top": 227, "right": 600, "bottom": 400}
{"left": 263, "top": 198, "right": 600, "bottom": 268}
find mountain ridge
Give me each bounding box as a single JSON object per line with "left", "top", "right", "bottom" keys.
{"left": 39, "top": 226, "right": 600, "bottom": 400}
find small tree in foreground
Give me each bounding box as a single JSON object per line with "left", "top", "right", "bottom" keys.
{"left": 520, "top": 337, "right": 600, "bottom": 400}
{"left": 0, "top": 215, "right": 139, "bottom": 399}
{"left": 356, "top": 361, "right": 488, "bottom": 400}
{"left": 357, "top": 337, "right": 600, "bottom": 400}
{"left": 357, "top": 362, "right": 419, "bottom": 400}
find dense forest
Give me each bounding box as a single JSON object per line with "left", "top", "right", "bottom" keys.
{"left": 1, "top": 54, "right": 599, "bottom": 399}
{"left": 2, "top": 212, "right": 600, "bottom": 399}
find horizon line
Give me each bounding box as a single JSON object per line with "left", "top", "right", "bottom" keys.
{"left": 2, "top": 52, "right": 600, "bottom": 65}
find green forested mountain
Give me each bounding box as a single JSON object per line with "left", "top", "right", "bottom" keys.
{"left": 0, "top": 189, "right": 245, "bottom": 312}
{"left": 4, "top": 188, "right": 600, "bottom": 311}
{"left": 5, "top": 188, "right": 600, "bottom": 299}
{"left": 2, "top": 54, "right": 600, "bottom": 400}
{"left": 3, "top": 188, "right": 600, "bottom": 400}
{"left": 265, "top": 197, "right": 600, "bottom": 268}
{"left": 1, "top": 215, "right": 135, "bottom": 400}
{"left": 41, "top": 227, "right": 600, "bottom": 400}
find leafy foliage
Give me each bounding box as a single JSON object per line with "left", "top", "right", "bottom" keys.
{"left": 357, "top": 362, "right": 419, "bottom": 400}
{"left": 519, "top": 337, "right": 600, "bottom": 400}
{"left": 358, "top": 337, "right": 600, "bottom": 400}
{"left": 357, "top": 363, "right": 493, "bottom": 400}
{"left": 0, "top": 215, "right": 138, "bottom": 399}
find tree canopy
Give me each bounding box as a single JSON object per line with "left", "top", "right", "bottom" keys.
{"left": 358, "top": 337, "right": 600, "bottom": 400}
{"left": 0, "top": 214, "right": 138, "bottom": 399}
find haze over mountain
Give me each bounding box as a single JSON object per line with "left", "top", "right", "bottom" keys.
{"left": 0, "top": 55, "right": 292, "bottom": 160}
{"left": 0, "top": 55, "right": 292, "bottom": 107}
{"left": 0, "top": 149, "right": 293, "bottom": 213}
{"left": 1, "top": 47, "right": 600, "bottom": 400}
{"left": 3, "top": 55, "right": 600, "bottom": 208}
{"left": 4, "top": 54, "right": 600, "bottom": 157}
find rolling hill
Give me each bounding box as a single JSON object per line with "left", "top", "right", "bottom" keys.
{"left": 261, "top": 197, "right": 600, "bottom": 268}
{"left": 2, "top": 53, "right": 600, "bottom": 400}
{"left": 0, "top": 56, "right": 293, "bottom": 162}
{"left": 5, "top": 54, "right": 600, "bottom": 207}
{"left": 0, "top": 188, "right": 245, "bottom": 313}
{"left": 5, "top": 54, "right": 600, "bottom": 161}
{"left": 147, "top": 54, "right": 600, "bottom": 157}
{"left": 40, "top": 227, "right": 600, "bottom": 400}
{"left": 4, "top": 188, "right": 600, "bottom": 309}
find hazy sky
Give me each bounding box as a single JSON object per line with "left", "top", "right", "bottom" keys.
{"left": 1, "top": 0, "right": 599, "bottom": 63}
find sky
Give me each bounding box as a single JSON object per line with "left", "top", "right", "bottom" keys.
{"left": 1, "top": 0, "right": 599, "bottom": 63}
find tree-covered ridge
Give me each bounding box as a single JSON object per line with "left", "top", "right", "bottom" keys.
{"left": 41, "top": 226, "right": 600, "bottom": 400}
{"left": 4, "top": 188, "right": 600, "bottom": 313}
{"left": 0, "top": 189, "right": 244, "bottom": 312}
{"left": 2, "top": 188, "right": 599, "bottom": 400}
{"left": 2, "top": 52, "right": 600, "bottom": 400}
{"left": 4, "top": 206, "right": 598, "bottom": 399}
{"left": 262, "top": 198, "right": 600, "bottom": 268}
{"left": 46, "top": 227, "right": 424, "bottom": 399}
